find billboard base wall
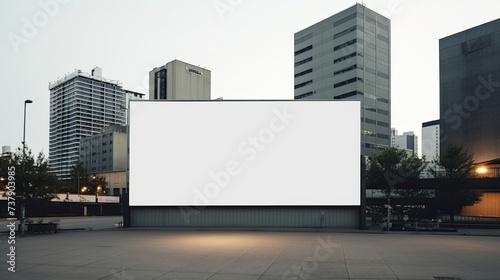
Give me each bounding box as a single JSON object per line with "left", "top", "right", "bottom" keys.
{"left": 130, "top": 206, "right": 360, "bottom": 228}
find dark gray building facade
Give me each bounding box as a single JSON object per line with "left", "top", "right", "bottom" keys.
{"left": 440, "top": 18, "right": 500, "bottom": 162}
{"left": 294, "top": 3, "right": 391, "bottom": 157}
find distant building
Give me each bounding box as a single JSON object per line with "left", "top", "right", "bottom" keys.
{"left": 79, "top": 125, "right": 127, "bottom": 173}
{"left": 125, "top": 90, "right": 146, "bottom": 121}
{"left": 294, "top": 3, "right": 391, "bottom": 156}
{"left": 440, "top": 18, "right": 500, "bottom": 163}
{"left": 48, "top": 67, "right": 140, "bottom": 179}
{"left": 391, "top": 129, "right": 418, "bottom": 156}
{"left": 1, "top": 146, "right": 11, "bottom": 157}
{"left": 79, "top": 125, "right": 127, "bottom": 196}
{"left": 421, "top": 120, "right": 440, "bottom": 162}
{"left": 149, "top": 60, "right": 211, "bottom": 100}
{"left": 126, "top": 90, "right": 145, "bottom": 103}
{"left": 421, "top": 120, "right": 440, "bottom": 178}
{"left": 96, "top": 170, "right": 127, "bottom": 196}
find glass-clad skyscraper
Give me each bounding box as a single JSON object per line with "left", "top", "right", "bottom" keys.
{"left": 294, "top": 3, "right": 391, "bottom": 156}
{"left": 440, "top": 18, "right": 500, "bottom": 163}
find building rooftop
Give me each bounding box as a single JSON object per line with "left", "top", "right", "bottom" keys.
{"left": 294, "top": 3, "right": 390, "bottom": 35}
{"left": 49, "top": 67, "right": 122, "bottom": 90}
{"left": 422, "top": 120, "right": 440, "bottom": 127}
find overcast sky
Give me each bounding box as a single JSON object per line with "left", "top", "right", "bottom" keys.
{"left": 1, "top": 0, "right": 499, "bottom": 157}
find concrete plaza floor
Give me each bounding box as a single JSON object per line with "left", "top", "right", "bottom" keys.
{"left": 0, "top": 228, "right": 499, "bottom": 280}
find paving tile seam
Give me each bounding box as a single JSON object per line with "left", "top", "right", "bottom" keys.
{"left": 105, "top": 268, "right": 171, "bottom": 280}
{"left": 339, "top": 240, "right": 353, "bottom": 280}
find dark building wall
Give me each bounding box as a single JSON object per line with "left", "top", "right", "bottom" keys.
{"left": 440, "top": 18, "right": 500, "bottom": 162}
{"left": 130, "top": 206, "right": 360, "bottom": 228}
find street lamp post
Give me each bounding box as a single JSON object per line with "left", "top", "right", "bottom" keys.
{"left": 120, "top": 104, "right": 130, "bottom": 227}
{"left": 20, "top": 99, "right": 33, "bottom": 237}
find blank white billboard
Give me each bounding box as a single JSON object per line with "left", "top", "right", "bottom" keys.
{"left": 129, "top": 100, "right": 360, "bottom": 206}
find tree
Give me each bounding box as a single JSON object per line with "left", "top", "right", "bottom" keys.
{"left": 84, "top": 174, "right": 107, "bottom": 195}
{"left": 366, "top": 147, "right": 429, "bottom": 221}
{"left": 431, "top": 144, "right": 475, "bottom": 178}
{"left": 367, "top": 147, "right": 428, "bottom": 197}
{"left": 430, "top": 144, "right": 482, "bottom": 222}
{"left": 64, "top": 162, "right": 108, "bottom": 195}
{"left": 0, "top": 147, "right": 62, "bottom": 227}
{"left": 60, "top": 162, "right": 88, "bottom": 194}
{"left": 1, "top": 147, "right": 61, "bottom": 201}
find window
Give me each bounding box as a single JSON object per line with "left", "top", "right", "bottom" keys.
{"left": 294, "top": 80, "right": 312, "bottom": 89}
{"left": 334, "top": 52, "right": 361, "bottom": 64}
{"left": 363, "top": 130, "right": 376, "bottom": 136}
{"left": 378, "top": 98, "right": 389, "bottom": 104}
{"left": 365, "top": 67, "right": 376, "bottom": 75}
{"left": 334, "top": 77, "right": 362, "bottom": 88}
{"left": 295, "top": 91, "right": 314, "bottom": 99}
{"left": 377, "top": 133, "right": 389, "bottom": 139}
{"left": 333, "top": 25, "right": 357, "bottom": 39}
{"left": 294, "top": 68, "right": 313, "bottom": 78}
{"left": 377, "top": 71, "right": 389, "bottom": 79}
{"left": 377, "top": 34, "right": 389, "bottom": 43}
{"left": 378, "top": 109, "right": 389, "bottom": 115}
{"left": 364, "top": 118, "right": 376, "bottom": 124}
{"left": 334, "top": 39, "right": 357, "bottom": 52}
{"left": 378, "top": 22, "right": 389, "bottom": 32}
{"left": 295, "top": 45, "right": 312, "bottom": 56}
{"left": 378, "top": 121, "right": 389, "bottom": 127}
{"left": 154, "top": 69, "right": 167, "bottom": 99}
{"left": 295, "top": 57, "right": 312, "bottom": 67}
{"left": 365, "top": 16, "right": 376, "bottom": 25}
{"left": 334, "top": 13, "right": 356, "bottom": 27}
{"left": 363, "top": 107, "right": 376, "bottom": 113}
{"left": 295, "top": 33, "right": 312, "bottom": 45}
{"left": 334, "top": 64, "right": 358, "bottom": 76}
{"left": 334, "top": 91, "right": 363, "bottom": 99}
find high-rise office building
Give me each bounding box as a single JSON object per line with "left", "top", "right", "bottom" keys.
{"left": 391, "top": 129, "right": 418, "bottom": 156}
{"left": 149, "top": 59, "right": 211, "bottom": 100}
{"left": 294, "top": 3, "right": 391, "bottom": 156}
{"left": 48, "top": 67, "right": 141, "bottom": 179}
{"left": 440, "top": 18, "right": 500, "bottom": 163}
